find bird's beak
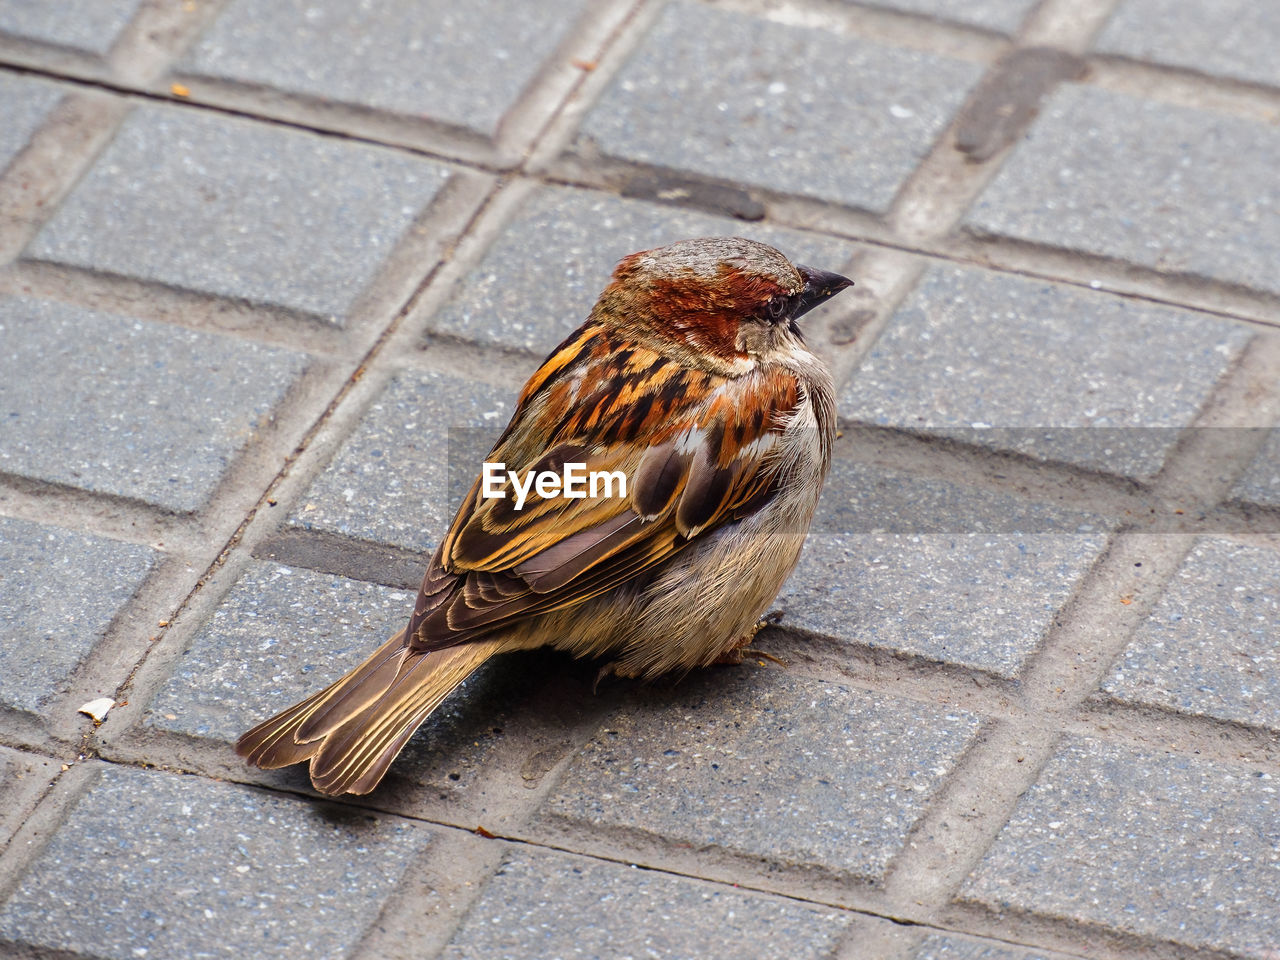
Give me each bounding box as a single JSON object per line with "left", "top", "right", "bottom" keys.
{"left": 791, "top": 266, "right": 854, "bottom": 320}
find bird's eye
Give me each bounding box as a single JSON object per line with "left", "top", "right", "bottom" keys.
{"left": 765, "top": 296, "right": 792, "bottom": 321}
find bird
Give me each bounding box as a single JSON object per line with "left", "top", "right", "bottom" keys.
{"left": 237, "top": 236, "right": 852, "bottom": 795}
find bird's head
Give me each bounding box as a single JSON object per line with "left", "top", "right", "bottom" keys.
{"left": 595, "top": 236, "right": 853, "bottom": 372}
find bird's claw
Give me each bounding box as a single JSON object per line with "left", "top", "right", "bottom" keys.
{"left": 713, "top": 611, "right": 788, "bottom": 667}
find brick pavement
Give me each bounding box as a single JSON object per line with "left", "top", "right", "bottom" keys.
{"left": 0, "top": 1, "right": 1278, "bottom": 958}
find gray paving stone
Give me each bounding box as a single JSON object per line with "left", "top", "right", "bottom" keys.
{"left": 0, "top": 764, "right": 429, "bottom": 960}
{"left": 961, "top": 735, "right": 1280, "bottom": 957}
{"left": 966, "top": 84, "right": 1280, "bottom": 298}
{"left": 0, "top": 0, "right": 143, "bottom": 56}
{"left": 146, "top": 560, "right": 524, "bottom": 793}
{"left": 579, "top": 2, "right": 982, "bottom": 213}
{"left": 428, "top": 184, "right": 858, "bottom": 354}
{"left": 847, "top": 0, "right": 1038, "bottom": 33}
{"left": 913, "top": 931, "right": 1058, "bottom": 959}
{"left": 183, "top": 0, "right": 590, "bottom": 139}
{"left": 1103, "top": 537, "right": 1280, "bottom": 731}
{"left": 442, "top": 847, "right": 852, "bottom": 960}
{"left": 27, "top": 104, "right": 451, "bottom": 323}
{"left": 541, "top": 669, "right": 981, "bottom": 881}
{"left": 0, "top": 747, "right": 64, "bottom": 844}
{"left": 0, "top": 516, "right": 154, "bottom": 718}
{"left": 0, "top": 73, "right": 63, "bottom": 175}
{"left": 1096, "top": 0, "right": 1280, "bottom": 89}
{"left": 778, "top": 459, "right": 1108, "bottom": 677}
{"left": 841, "top": 265, "right": 1251, "bottom": 479}
{"left": 809, "top": 457, "right": 1111, "bottom": 537}
{"left": 1232, "top": 429, "right": 1280, "bottom": 507}
{"left": 148, "top": 560, "right": 416, "bottom": 742}
{"left": 0, "top": 293, "right": 309, "bottom": 512}
{"left": 289, "top": 369, "right": 510, "bottom": 554}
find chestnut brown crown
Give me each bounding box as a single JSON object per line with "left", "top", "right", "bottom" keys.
{"left": 595, "top": 237, "right": 853, "bottom": 365}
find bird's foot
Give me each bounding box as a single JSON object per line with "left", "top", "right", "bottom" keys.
{"left": 593, "top": 662, "right": 613, "bottom": 694}
{"left": 713, "top": 611, "right": 787, "bottom": 667}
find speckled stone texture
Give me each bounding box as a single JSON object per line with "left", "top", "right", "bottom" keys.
{"left": 1103, "top": 537, "right": 1280, "bottom": 732}
{"left": 839, "top": 0, "right": 1039, "bottom": 32}
{"left": 0, "top": 516, "right": 154, "bottom": 718}
{"left": 1232, "top": 429, "right": 1280, "bottom": 508}
{"left": 1095, "top": 0, "right": 1280, "bottom": 88}
{"left": 0, "top": 72, "right": 62, "bottom": 173}
{"left": 580, "top": 1, "right": 982, "bottom": 213}
{"left": 0, "top": 0, "right": 143, "bottom": 55}
{"left": 146, "top": 561, "right": 415, "bottom": 742}
{"left": 841, "top": 265, "right": 1251, "bottom": 479}
{"left": 966, "top": 84, "right": 1280, "bottom": 298}
{"left": 912, "top": 931, "right": 1063, "bottom": 959}
{"left": 849, "top": 0, "right": 1039, "bottom": 33}
{"left": 961, "top": 735, "right": 1280, "bottom": 958}
{"left": 426, "top": 184, "right": 858, "bottom": 354}
{"left": 441, "top": 848, "right": 853, "bottom": 959}
{"left": 142, "top": 560, "right": 521, "bottom": 793}
{"left": 781, "top": 459, "right": 1107, "bottom": 677}
{"left": 26, "top": 104, "right": 451, "bottom": 322}
{"left": 541, "top": 669, "right": 980, "bottom": 880}
{"left": 0, "top": 765, "right": 430, "bottom": 960}
{"left": 182, "top": 0, "right": 590, "bottom": 138}
{"left": 287, "top": 370, "right": 510, "bottom": 554}
{"left": 0, "top": 294, "right": 309, "bottom": 512}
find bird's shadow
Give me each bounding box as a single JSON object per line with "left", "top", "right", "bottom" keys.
{"left": 302, "top": 634, "right": 791, "bottom": 813}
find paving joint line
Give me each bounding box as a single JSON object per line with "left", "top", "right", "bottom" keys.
{"left": 1, "top": 261, "right": 355, "bottom": 358}
{"left": 0, "top": 60, "right": 514, "bottom": 173}
{"left": 942, "top": 898, "right": 1246, "bottom": 960}
{"left": 1086, "top": 53, "right": 1280, "bottom": 123}
{"left": 0, "top": 90, "right": 131, "bottom": 266}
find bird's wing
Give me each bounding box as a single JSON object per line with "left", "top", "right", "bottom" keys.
{"left": 404, "top": 325, "right": 802, "bottom": 651}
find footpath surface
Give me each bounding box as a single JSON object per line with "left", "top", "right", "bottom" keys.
{"left": 0, "top": 1, "right": 1278, "bottom": 958}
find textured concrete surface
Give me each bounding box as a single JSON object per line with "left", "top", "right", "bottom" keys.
{"left": 0, "top": 765, "right": 430, "bottom": 960}
{"left": 855, "top": 0, "right": 1039, "bottom": 33}
{"left": 581, "top": 1, "right": 983, "bottom": 213}
{"left": 146, "top": 561, "right": 416, "bottom": 742}
{"left": 287, "top": 370, "right": 509, "bottom": 554}
{"left": 441, "top": 848, "right": 853, "bottom": 959}
{"left": 1, "top": 1, "right": 1278, "bottom": 958}
{"left": 1103, "top": 537, "right": 1280, "bottom": 731}
{"left": 0, "top": 73, "right": 63, "bottom": 174}
{"left": 27, "top": 104, "right": 452, "bottom": 322}
{"left": 967, "top": 84, "right": 1280, "bottom": 298}
{"left": 0, "top": 0, "right": 144, "bottom": 56}
{"left": 841, "top": 265, "right": 1252, "bottom": 479}
{"left": 0, "top": 293, "right": 309, "bottom": 512}
{"left": 1233, "top": 429, "right": 1280, "bottom": 507}
{"left": 0, "top": 516, "right": 154, "bottom": 717}
{"left": 913, "top": 931, "right": 1065, "bottom": 960}
{"left": 428, "top": 185, "right": 857, "bottom": 354}
{"left": 182, "top": 0, "right": 591, "bottom": 138}
{"left": 542, "top": 669, "right": 981, "bottom": 880}
{"left": 962, "top": 735, "right": 1280, "bottom": 957}
{"left": 782, "top": 460, "right": 1107, "bottom": 676}
{"left": 1095, "top": 0, "right": 1280, "bottom": 88}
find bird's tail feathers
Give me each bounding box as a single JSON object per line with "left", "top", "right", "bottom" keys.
{"left": 235, "top": 631, "right": 499, "bottom": 795}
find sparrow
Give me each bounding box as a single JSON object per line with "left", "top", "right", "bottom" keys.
{"left": 237, "top": 236, "right": 852, "bottom": 795}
